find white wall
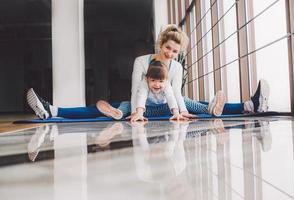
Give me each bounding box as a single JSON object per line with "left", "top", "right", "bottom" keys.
{"left": 52, "top": 0, "right": 85, "bottom": 107}
{"left": 153, "top": 0, "right": 169, "bottom": 45}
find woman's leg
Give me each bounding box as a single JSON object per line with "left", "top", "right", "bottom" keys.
{"left": 57, "top": 106, "right": 103, "bottom": 119}
{"left": 27, "top": 88, "right": 104, "bottom": 119}
{"left": 199, "top": 101, "right": 244, "bottom": 114}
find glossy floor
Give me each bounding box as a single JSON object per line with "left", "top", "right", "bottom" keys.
{"left": 0, "top": 117, "right": 293, "bottom": 200}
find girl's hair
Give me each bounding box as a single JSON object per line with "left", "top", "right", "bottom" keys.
{"left": 157, "top": 24, "right": 189, "bottom": 52}
{"left": 146, "top": 60, "right": 168, "bottom": 80}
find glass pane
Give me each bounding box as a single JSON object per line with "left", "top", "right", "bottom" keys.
{"left": 190, "top": 6, "right": 198, "bottom": 99}
{"left": 0, "top": 0, "right": 52, "bottom": 112}
{"left": 84, "top": 0, "right": 154, "bottom": 104}
{"left": 201, "top": 0, "right": 214, "bottom": 100}
{"left": 253, "top": 0, "right": 290, "bottom": 111}
{"left": 218, "top": 1, "right": 240, "bottom": 102}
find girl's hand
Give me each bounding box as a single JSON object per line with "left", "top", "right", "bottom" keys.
{"left": 169, "top": 113, "right": 189, "bottom": 121}
{"left": 180, "top": 111, "right": 197, "bottom": 119}
{"left": 126, "top": 113, "right": 136, "bottom": 120}
{"left": 130, "top": 113, "right": 148, "bottom": 122}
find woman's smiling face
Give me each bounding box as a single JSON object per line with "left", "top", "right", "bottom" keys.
{"left": 159, "top": 40, "right": 181, "bottom": 61}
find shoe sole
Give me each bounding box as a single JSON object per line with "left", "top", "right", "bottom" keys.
{"left": 213, "top": 91, "right": 226, "bottom": 116}
{"left": 96, "top": 100, "right": 123, "bottom": 120}
{"left": 27, "top": 88, "right": 46, "bottom": 119}
{"left": 258, "top": 79, "right": 270, "bottom": 112}
{"left": 260, "top": 79, "right": 270, "bottom": 99}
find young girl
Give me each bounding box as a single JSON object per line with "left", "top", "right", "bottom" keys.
{"left": 130, "top": 60, "right": 185, "bottom": 122}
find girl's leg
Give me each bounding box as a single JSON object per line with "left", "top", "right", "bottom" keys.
{"left": 184, "top": 97, "right": 209, "bottom": 114}
{"left": 144, "top": 104, "right": 172, "bottom": 117}
{"left": 144, "top": 97, "right": 210, "bottom": 117}
{"left": 117, "top": 101, "right": 131, "bottom": 117}
{"left": 97, "top": 101, "right": 171, "bottom": 118}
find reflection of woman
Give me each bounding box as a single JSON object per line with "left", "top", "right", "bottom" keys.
{"left": 26, "top": 24, "right": 269, "bottom": 120}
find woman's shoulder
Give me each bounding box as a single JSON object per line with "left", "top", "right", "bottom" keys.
{"left": 171, "top": 59, "right": 182, "bottom": 66}
{"left": 170, "top": 59, "right": 183, "bottom": 71}
{"left": 135, "top": 54, "right": 152, "bottom": 62}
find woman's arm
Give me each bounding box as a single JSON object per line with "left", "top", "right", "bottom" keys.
{"left": 131, "top": 57, "right": 147, "bottom": 113}
{"left": 130, "top": 81, "right": 149, "bottom": 122}
{"left": 170, "top": 62, "right": 188, "bottom": 113}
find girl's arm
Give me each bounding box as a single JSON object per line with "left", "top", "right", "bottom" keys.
{"left": 130, "top": 107, "right": 148, "bottom": 122}
{"left": 165, "top": 83, "right": 189, "bottom": 121}
{"left": 164, "top": 82, "right": 179, "bottom": 112}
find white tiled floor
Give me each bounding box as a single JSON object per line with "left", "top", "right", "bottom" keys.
{"left": 0, "top": 117, "right": 293, "bottom": 200}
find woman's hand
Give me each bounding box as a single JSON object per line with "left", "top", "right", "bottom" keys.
{"left": 180, "top": 111, "right": 197, "bottom": 119}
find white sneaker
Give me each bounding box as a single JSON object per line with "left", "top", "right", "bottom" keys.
{"left": 96, "top": 100, "right": 123, "bottom": 120}
{"left": 27, "top": 88, "right": 52, "bottom": 119}
{"left": 208, "top": 91, "right": 226, "bottom": 116}
{"left": 27, "top": 125, "right": 50, "bottom": 161}
{"left": 244, "top": 79, "right": 270, "bottom": 113}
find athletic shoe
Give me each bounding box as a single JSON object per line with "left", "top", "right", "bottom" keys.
{"left": 208, "top": 90, "right": 226, "bottom": 116}
{"left": 27, "top": 88, "right": 52, "bottom": 119}
{"left": 244, "top": 79, "right": 270, "bottom": 113}
{"left": 27, "top": 125, "right": 50, "bottom": 161}
{"left": 96, "top": 100, "right": 123, "bottom": 120}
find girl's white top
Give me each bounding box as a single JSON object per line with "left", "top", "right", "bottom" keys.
{"left": 136, "top": 79, "right": 178, "bottom": 111}
{"left": 131, "top": 54, "right": 187, "bottom": 113}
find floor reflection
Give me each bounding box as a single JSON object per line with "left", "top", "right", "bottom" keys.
{"left": 0, "top": 117, "right": 293, "bottom": 200}
{"left": 132, "top": 121, "right": 193, "bottom": 199}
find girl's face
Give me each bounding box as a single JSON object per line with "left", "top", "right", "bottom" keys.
{"left": 159, "top": 40, "right": 181, "bottom": 61}
{"left": 147, "top": 77, "right": 167, "bottom": 94}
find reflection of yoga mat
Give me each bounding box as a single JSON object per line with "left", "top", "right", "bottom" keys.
{"left": 14, "top": 111, "right": 284, "bottom": 124}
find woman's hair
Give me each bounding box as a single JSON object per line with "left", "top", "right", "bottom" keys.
{"left": 146, "top": 60, "right": 168, "bottom": 80}
{"left": 157, "top": 24, "right": 189, "bottom": 52}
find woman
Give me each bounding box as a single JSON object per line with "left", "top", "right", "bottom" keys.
{"left": 96, "top": 24, "right": 269, "bottom": 120}
{"left": 27, "top": 25, "right": 269, "bottom": 120}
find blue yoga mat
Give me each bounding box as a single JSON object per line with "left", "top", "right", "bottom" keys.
{"left": 13, "top": 111, "right": 282, "bottom": 124}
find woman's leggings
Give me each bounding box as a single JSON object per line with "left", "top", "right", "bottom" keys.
{"left": 57, "top": 97, "right": 244, "bottom": 118}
